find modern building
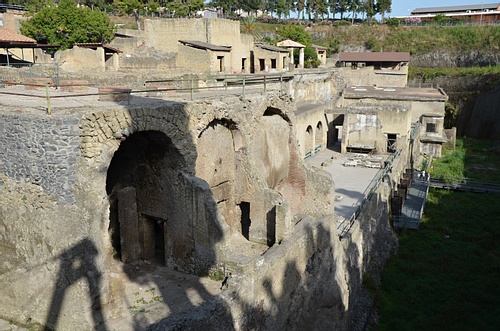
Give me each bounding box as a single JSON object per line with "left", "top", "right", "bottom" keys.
{"left": 397, "top": 3, "right": 500, "bottom": 23}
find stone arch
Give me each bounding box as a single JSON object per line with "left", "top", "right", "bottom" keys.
{"left": 196, "top": 119, "right": 240, "bottom": 230}
{"left": 305, "top": 125, "right": 314, "bottom": 157}
{"left": 263, "top": 106, "right": 292, "bottom": 124}
{"left": 105, "top": 128, "right": 222, "bottom": 275}
{"left": 315, "top": 121, "right": 323, "bottom": 152}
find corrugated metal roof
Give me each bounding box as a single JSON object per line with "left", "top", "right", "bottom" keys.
{"left": 412, "top": 3, "right": 500, "bottom": 14}
{"left": 179, "top": 40, "right": 231, "bottom": 52}
{"left": 256, "top": 44, "right": 288, "bottom": 52}
{"left": 0, "top": 28, "right": 36, "bottom": 43}
{"left": 339, "top": 52, "right": 410, "bottom": 62}
{"left": 276, "top": 39, "right": 305, "bottom": 48}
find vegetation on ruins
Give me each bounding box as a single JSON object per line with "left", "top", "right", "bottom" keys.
{"left": 430, "top": 138, "right": 500, "bottom": 183}
{"left": 19, "top": 0, "right": 114, "bottom": 49}
{"left": 373, "top": 138, "right": 500, "bottom": 331}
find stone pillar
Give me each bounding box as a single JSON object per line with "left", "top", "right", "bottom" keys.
{"left": 289, "top": 48, "right": 294, "bottom": 67}
{"left": 298, "top": 48, "right": 304, "bottom": 69}
{"left": 276, "top": 202, "right": 291, "bottom": 243}
{"left": 112, "top": 53, "right": 120, "bottom": 71}
{"left": 97, "top": 46, "right": 106, "bottom": 70}
{"left": 118, "top": 187, "right": 140, "bottom": 263}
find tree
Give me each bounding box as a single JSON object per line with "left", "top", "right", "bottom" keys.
{"left": 276, "top": 24, "right": 312, "bottom": 45}
{"left": 296, "top": 0, "right": 305, "bottom": 20}
{"left": 337, "top": 0, "right": 349, "bottom": 20}
{"left": 364, "top": 0, "right": 376, "bottom": 19}
{"left": 20, "top": 0, "right": 114, "bottom": 49}
{"left": 377, "top": 0, "right": 391, "bottom": 23}
{"left": 275, "top": 0, "right": 287, "bottom": 18}
{"left": 328, "top": 0, "right": 336, "bottom": 19}
{"left": 316, "top": 0, "right": 329, "bottom": 19}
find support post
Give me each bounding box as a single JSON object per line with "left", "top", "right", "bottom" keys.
{"left": 190, "top": 79, "right": 194, "bottom": 101}
{"left": 45, "top": 84, "right": 51, "bottom": 115}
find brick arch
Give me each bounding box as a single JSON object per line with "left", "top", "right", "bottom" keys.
{"left": 79, "top": 105, "right": 196, "bottom": 171}
{"left": 315, "top": 120, "right": 324, "bottom": 151}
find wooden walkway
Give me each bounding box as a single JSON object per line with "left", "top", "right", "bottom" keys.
{"left": 394, "top": 174, "right": 430, "bottom": 230}
{"left": 429, "top": 179, "right": 500, "bottom": 193}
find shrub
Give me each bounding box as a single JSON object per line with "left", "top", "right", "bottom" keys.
{"left": 386, "top": 17, "right": 400, "bottom": 27}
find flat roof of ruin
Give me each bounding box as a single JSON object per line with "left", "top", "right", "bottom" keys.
{"left": 342, "top": 85, "right": 448, "bottom": 101}
{"left": 178, "top": 40, "right": 231, "bottom": 52}
{"left": 256, "top": 43, "right": 289, "bottom": 53}
{"left": 339, "top": 52, "right": 410, "bottom": 62}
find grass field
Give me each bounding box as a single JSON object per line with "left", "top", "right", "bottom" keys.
{"left": 374, "top": 139, "right": 500, "bottom": 330}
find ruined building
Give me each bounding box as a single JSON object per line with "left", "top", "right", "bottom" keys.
{"left": 0, "top": 18, "right": 450, "bottom": 331}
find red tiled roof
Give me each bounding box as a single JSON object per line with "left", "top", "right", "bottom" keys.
{"left": 339, "top": 52, "right": 410, "bottom": 62}
{"left": 0, "top": 28, "right": 36, "bottom": 43}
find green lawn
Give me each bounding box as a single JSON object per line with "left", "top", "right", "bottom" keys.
{"left": 430, "top": 138, "right": 500, "bottom": 182}
{"left": 375, "top": 139, "right": 500, "bottom": 330}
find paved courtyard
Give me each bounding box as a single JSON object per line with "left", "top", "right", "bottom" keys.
{"left": 305, "top": 146, "right": 386, "bottom": 219}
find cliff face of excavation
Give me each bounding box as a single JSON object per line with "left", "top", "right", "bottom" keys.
{"left": 0, "top": 89, "right": 397, "bottom": 330}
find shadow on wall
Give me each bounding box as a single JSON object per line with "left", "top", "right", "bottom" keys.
{"left": 35, "top": 90, "right": 350, "bottom": 329}
{"left": 100, "top": 93, "right": 228, "bottom": 328}
{"left": 44, "top": 238, "right": 107, "bottom": 331}
{"left": 147, "top": 221, "right": 350, "bottom": 330}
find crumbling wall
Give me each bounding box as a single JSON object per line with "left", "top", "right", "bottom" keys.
{"left": 343, "top": 104, "right": 411, "bottom": 153}
{"left": 291, "top": 69, "right": 338, "bottom": 102}
{"left": 0, "top": 92, "right": 336, "bottom": 330}
{"left": 54, "top": 46, "right": 104, "bottom": 73}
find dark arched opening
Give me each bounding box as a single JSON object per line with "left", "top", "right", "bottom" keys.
{"left": 106, "top": 131, "right": 185, "bottom": 266}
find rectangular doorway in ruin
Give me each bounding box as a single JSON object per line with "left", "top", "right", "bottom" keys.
{"left": 239, "top": 202, "right": 251, "bottom": 240}
{"left": 142, "top": 215, "right": 167, "bottom": 266}
{"left": 217, "top": 56, "right": 224, "bottom": 72}
{"left": 242, "top": 58, "right": 247, "bottom": 72}
{"left": 259, "top": 59, "right": 265, "bottom": 72}
{"left": 387, "top": 133, "right": 397, "bottom": 153}
{"left": 266, "top": 206, "right": 276, "bottom": 247}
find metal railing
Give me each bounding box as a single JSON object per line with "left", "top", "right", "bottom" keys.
{"left": 338, "top": 149, "right": 403, "bottom": 238}
{"left": 0, "top": 72, "right": 296, "bottom": 115}
{"left": 429, "top": 177, "right": 500, "bottom": 193}
{"left": 144, "top": 73, "right": 293, "bottom": 100}
{"left": 0, "top": 62, "right": 60, "bottom": 86}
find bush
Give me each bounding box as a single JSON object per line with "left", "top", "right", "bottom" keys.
{"left": 386, "top": 18, "right": 400, "bottom": 27}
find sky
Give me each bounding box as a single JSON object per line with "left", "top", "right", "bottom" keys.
{"left": 389, "top": 1, "right": 489, "bottom": 17}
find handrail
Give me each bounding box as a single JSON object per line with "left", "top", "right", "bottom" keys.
{"left": 338, "top": 149, "right": 404, "bottom": 239}
{"left": 0, "top": 72, "right": 294, "bottom": 111}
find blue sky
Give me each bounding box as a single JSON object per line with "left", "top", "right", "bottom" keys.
{"left": 390, "top": 1, "right": 488, "bottom": 17}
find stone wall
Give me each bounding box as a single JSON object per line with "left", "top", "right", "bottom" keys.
{"left": 337, "top": 65, "right": 408, "bottom": 88}
{"left": 342, "top": 104, "right": 411, "bottom": 154}
{"left": 148, "top": 178, "right": 398, "bottom": 331}
{"left": 0, "top": 92, "right": 337, "bottom": 329}
{"left": 0, "top": 111, "right": 80, "bottom": 203}
{"left": 467, "top": 86, "right": 500, "bottom": 139}
{"left": 118, "top": 47, "right": 177, "bottom": 70}
{"left": 294, "top": 103, "right": 329, "bottom": 157}
{"left": 291, "top": 69, "right": 339, "bottom": 102}
{"left": 54, "top": 47, "right": 105, "bottom": 73}
{"left": 142, "top": 18, "right": 252, "bottom": 74}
